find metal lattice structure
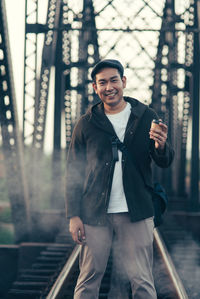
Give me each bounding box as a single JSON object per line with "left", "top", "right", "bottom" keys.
{"left": 0, "top": 0, "right": 199, "bottom": 241}
{"left": 0, "top": 0, "right": 30, "bottom": 242}
{"left": 151, "top": 0, "right": 200, "bottom": 209}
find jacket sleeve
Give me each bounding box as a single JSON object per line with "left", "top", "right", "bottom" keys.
{"left": 65, "top": 119, "right": 86, "bottom": 219}
{"left": 150, "top": 139, "right": 175, "bottom": 168}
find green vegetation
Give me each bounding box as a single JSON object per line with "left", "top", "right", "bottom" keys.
{"left": 0, "top": 162, "right": 13, "bottom": 243}
{"left": 0, "top": 205, "right": 14, "bottom": 244}
{"left": 0, "top": 225, "right": 14, "bottom": 244}
{"left": 0, "top": 177, "right": 9, "bottom": 202}
{"left": 0, "top": 206, "right": 12, "bottom": 223}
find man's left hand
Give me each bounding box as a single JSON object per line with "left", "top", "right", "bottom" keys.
{"left": 149, "top": 120, "right": 168, "bottom": 150}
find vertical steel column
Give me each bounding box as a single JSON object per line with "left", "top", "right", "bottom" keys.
{"left": 177, "top": 90, "right": 190, "bottom": 197}
{"left": 33, "top": 0, "right": 62, "bottom": 149}
{"left": 23, "top": 0, "right": 62, "bottom": 149}
{"left": 62, "top": 0, "right": 72, "bottom": 151}
{"left": 190, "top": 0, "right": 200, "bottom": 210}
{"left": 151, "top": 0, "right": 178, "bottom": 195}
{"left": 177, "top": 5, "right": 195, "bottom": 197}
{"left": 163, "top": 0, "right": 178, "bottom": 194}
{"left": 77, "top": 0, "right": 100, "bottom": 117}
{"left": 51, "top": 2, "right": 64, "bottom": 208}
{"left": 23, "top": 0, "right": 62, "bottom": 213}
{"left": 0, "top": 0, "right": 30, "bottom": 242}
{"left": 23, "top": 0, "right": 39, "bottom": 145}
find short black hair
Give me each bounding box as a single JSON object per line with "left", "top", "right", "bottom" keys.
{"left": 91, "top": 59, "right": 124, "bottom": 81}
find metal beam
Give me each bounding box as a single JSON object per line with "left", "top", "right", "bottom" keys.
{"left": 0, "top": 0, "right": 30, "bottom": 242}
{"left": 190, "top": 0, "right": 200, "bottom": 210}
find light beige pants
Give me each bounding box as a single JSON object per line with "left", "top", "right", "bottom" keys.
{"left": 74, "top": 213, "right": 157, "bottom": 299}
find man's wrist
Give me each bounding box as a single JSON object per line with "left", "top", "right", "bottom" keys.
{"left": 156, "top": 144, "right": 166, "bottom": 155}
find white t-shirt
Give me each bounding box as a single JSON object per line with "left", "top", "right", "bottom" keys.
{"left": 106, "top": 102, "right": 131, "bottom": 213}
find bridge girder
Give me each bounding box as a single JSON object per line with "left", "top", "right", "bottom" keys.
{"left": 0, "top": 0, "right": 199, "bottom": 242}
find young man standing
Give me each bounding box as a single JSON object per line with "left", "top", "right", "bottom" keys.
{"left": 66, "top": 59, "right": 174, "bottom": 298}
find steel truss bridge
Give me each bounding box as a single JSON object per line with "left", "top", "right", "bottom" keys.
{"left": 0, "top": 0, "right": 199, "bottom": 242}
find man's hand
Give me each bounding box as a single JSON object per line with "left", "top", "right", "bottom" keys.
{"left": 69, "top": 216, "right": 86, "bottom": 245}
{"left": 149, "top": 120, "right": 168, "bottom": 150}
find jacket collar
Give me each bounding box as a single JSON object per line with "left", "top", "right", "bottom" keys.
{"left": 86, "top": 97, "right": 147, "bottom": 135}
{"left": 124, "top": 97, "right": 147, "bottom": 119}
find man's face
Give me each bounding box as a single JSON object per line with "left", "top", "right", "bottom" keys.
{"left": 92, "top": 68, "right": 126, "bottom": 110}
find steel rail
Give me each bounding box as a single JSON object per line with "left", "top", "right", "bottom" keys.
{"left": 46, "top": 229, "right": 189, "bottom": 299}
{"left": 154, "top": 228, "right": 189, "bottom": 299}
{"left": 46, "top": 244, "right": 81, "bottom": 299}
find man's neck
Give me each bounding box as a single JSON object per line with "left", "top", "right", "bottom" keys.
{"left": 104, "top": 99, "right": 127, "bottom": 115}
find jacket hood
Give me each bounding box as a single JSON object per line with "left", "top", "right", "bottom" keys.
{"left": 83, "top": 97, "right": 148, "bottom": 136}
{"left": 88, "top": 97, "right": 146, "bottom": 116}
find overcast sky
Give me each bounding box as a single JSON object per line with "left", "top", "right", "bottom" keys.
{"left": 5, "top": 0, "right": 25, "bottom": 124}
{"left": 4, "top": 0, "right": 54, "bottom": 153}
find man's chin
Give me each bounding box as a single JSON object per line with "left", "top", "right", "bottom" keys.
{"left": 105, "top": 100, "right": 119, "bottom": 107}
{"left": 105, "top": 96, "right": 119, "bottom": 104}
{"left": 105, "top": 95, "right": 117, "bottom": 101}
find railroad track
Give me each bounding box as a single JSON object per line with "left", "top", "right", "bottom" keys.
{"left": 5, "top": 213, "right": 200, "bottom": 299}
{"left": 45, "top": 229, "right": 189, "bottom": 299}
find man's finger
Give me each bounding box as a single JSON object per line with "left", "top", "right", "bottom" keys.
{"left": 158, "top": 122, "right": 168, "bottom": 133}
{"left": 72, "top": 230, "right": 82, "bottom": 245}
{"left": 80, "top": 225, "right": 86, "bottom": 239}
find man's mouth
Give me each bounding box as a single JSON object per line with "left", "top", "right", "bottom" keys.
{"left": 105, "top": 91, "right": 117, "bottom": 97}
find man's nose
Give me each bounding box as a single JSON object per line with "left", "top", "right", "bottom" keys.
{"left": 106, "top": 81, "right": 113, "bottom": 90}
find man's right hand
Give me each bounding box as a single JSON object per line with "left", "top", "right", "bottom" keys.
{"left": 69, "top": 216, "right": 86, "bottom": 245}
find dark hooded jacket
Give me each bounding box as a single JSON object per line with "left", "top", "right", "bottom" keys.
{"left": 65, "top": 97, "right": 174, "bottom": 225}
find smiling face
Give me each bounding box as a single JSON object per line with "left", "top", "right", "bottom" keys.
{"left": 92, "top": 67, "right": 127, "bottom": 114}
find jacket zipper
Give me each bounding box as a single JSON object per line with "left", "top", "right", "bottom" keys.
{"left": 104, "top": 161, "right": 115, "bottom": 211}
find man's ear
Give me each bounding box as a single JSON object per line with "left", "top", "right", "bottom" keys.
{"left": 122, "top": 76, "right": 127, "bottom": 88}
{"left": 92, "top": 82, "right": 98, "bottom": 93}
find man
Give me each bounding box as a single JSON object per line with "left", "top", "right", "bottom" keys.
{"left": 66, "top": 59, "right": 174, "bottom": 298}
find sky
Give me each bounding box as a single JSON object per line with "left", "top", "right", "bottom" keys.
{"left": 5, "top": 0, "right": 25, "bottom": 124}
{"left": 4, "top": 0, "right": 55, "bottom": 153}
